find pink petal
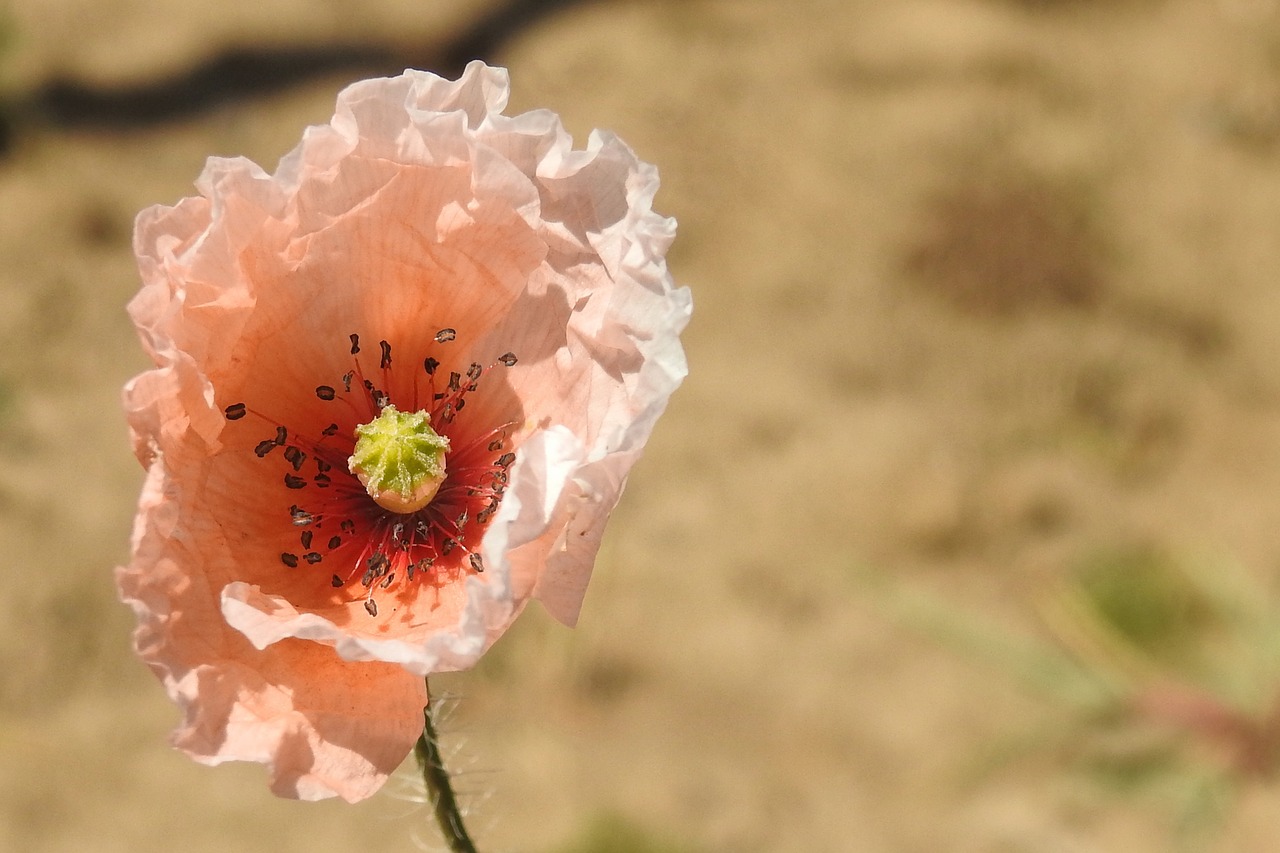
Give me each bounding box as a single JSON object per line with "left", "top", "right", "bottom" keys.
{"left": 119, "top": 457, "right": 425, "bottom": 802}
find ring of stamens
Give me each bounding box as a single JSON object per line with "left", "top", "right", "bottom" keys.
{"left": 221, "top": 330, "right": 519, "bottom": 618}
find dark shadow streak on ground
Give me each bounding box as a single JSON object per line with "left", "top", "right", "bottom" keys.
{"left": 0, "top": 0, "right": 596, "bottom": 155}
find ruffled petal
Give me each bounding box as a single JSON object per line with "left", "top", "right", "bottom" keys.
{"left": 119, "top": 454, "right": 425, "bottom": 802}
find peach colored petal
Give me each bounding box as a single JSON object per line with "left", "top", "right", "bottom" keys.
{"left": 119, "top": 61, "right": 689, "bottom": 800}
{"left": 119, "top": 454, "right": 425, "bottom": 802}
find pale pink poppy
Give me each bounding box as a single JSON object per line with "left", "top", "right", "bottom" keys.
{"left": 118, "top": 62, "right": 690, "bottom": 802}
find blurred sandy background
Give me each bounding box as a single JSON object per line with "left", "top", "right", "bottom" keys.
{"left": 9, "top": 0, "right": 1280, "bottom": 850}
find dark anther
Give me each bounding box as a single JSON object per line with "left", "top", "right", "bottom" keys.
{"left": 380, "top": 572, "right": 395, "bottom": 589}
{"left": 391, "top": 521, "right": 405, "bottom": 543}
{"left": 467, "top": 363, "right": 483, "bottom": 381}
{"left": 289, "top": 505, "right": 314, "bottom": 526}
{"left": 284, "top": 474, "right": 307, "bottom": 489}
{"left": 224, "top": 403, "right": 247, "bottom": 420}
{"left": 280, "top": 553, "right": 299, "bottom": 568}
{"left": 300, "top": 530, "right": 313, "bottom": 549}
{"left": 284, "top": 446, "right": 307, "bottom": 472}
{"left": 415, "top": 519, "right": 430, "bottom": 538}
{"left": 350, "top": 333, "right": 360, "bottom": 354}
{"left": 254, "top": 440, "right": 276, "bottom": 458}
{"left": 327, "top": 536, "right": 342, "bottom": 550}
{"left": 342, "top": 372, "right": 354, "bottom": 392}
{"left": 440, "top": 403, "right": 455, "bottom": 422}
{"left": 379, "top": 340, "right": 392, "bottom": 369}
{"left": 373, "top": 390, "right": 389, "bottom": 410}
{"left": 331, "top": 574, "right": 344, "bottom": 588}
{"left": 274, "top": 426, "right": 287, "bottom": 446}
{"left": 314, "top": 473, "right": 331, "bottom": 488}
{"left": 498, "top": 352, "right": 518, "bottom": 367}
{"left": 497, "top": 452, "right": 516, "bottom": 468}
{"left": 367, "top": 552, "right": 390, "bottom": 575}
{"left": 316, "top": 385, "right": 336, "bottom": 401}
{"left": 304, "top": 552, "right": 323, "bottom": 565}
{"left": 340, "top": 519, "right": 356, "bottom": 535}
{"left": 477, "top": 506, "right": 494, "bottom": 525}
{"left": 316, "top": 458, "right": 332, "bottom": 472}
{"left": 469, "top": 553, "right": 485, "bottom": 573}
{"left": 455, "top": 398, "right": 466, "bottom": 411}
{"left": 487, "top": 438, "right": 504, "bottom": 452}
{"left": 322, "top": 423, "right": 339, "bottom": 437}
{"left": 448, "top": 372, "right": 461, "bottom": 392}
{"left": 435, "top": 328, "right": 456, "bottom": 343}
{"left": 442, "top": 538, "right": 456, "bottom": 555}
{"left": 406, "top": 563, "right": 415, "bottom": 581}
{"left": 364, "top": 598, "right": 378, "bottom": 617}
{"left": 455, "top": 509, "right": 468, "bottom": 528}
{"left": 423, "top": 356, "right": 439, "bottom": 375}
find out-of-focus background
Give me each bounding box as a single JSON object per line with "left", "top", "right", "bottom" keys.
{"left": 7, "top": 0, "right": 1280, "bottom": 850}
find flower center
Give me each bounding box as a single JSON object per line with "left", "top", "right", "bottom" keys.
{"left": 348, "top": 405, "right": 450, "bottom": 514}
{"left": 221, "top": 331, "right": 522, "bottom": 618}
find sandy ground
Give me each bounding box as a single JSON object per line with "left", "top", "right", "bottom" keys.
{"left": 10, "top": 0, "right": 1280, "bottom": 850}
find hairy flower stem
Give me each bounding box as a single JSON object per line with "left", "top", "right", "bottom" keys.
{"left": 416, "top": 684, "right": 477, "bottom": 853}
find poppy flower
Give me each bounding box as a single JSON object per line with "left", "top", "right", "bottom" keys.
{"left": 117, "top": 61, "right": 690, "bottom": 802}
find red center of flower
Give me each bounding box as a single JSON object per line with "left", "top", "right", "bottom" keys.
{"left": 222, "top": 330, "right": 519, "bottom": 618}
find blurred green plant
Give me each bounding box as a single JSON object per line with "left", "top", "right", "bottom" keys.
{"left": 551, "top": 811, "right": 702, "bottom": 853}
{"left": 858, "top": 544, "right": 1280, "bottom": 845}
{"left": 1078, "top": 548, "right": 1206, "bottom": 651}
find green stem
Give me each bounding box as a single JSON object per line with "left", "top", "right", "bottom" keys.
{"left": 415, "top": 684, "right": 478, "bottom": 853}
